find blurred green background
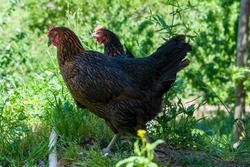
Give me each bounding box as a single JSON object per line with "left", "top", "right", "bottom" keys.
{"left": 0, "top": 0, "right": 249, "bottom": 166}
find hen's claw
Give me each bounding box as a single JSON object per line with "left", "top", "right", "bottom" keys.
{"left": 102, "top": 147, "right": 110, "bottom": 156}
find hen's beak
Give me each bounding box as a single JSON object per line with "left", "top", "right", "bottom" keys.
{"left": 90, "top": 32, "right": 100, "bottom": 38}
{"left": 47, "top": 38, "right": 52, "bottom": 47}
{"left": 90, "top": 33, "right": 97, "bottom": 38}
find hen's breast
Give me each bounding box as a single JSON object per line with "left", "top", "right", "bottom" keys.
{"left": 60, "top": 62, "right": 111, "bottom": 119}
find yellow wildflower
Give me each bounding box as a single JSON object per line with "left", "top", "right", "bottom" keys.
{"left": 24, "top": 101, "right": 30, "bottom": 105}
{"left": 32, "top": 99, "right": 39, "bottom": 103}
{"left": 137, "top": 129, "right": 146, "bottom": 139}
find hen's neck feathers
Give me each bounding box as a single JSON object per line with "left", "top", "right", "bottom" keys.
{"left": 103, "top": 29, "right": 124, "bottom": 57}
{"left": 56, "top": 27, "right": 85, "bottom": 64}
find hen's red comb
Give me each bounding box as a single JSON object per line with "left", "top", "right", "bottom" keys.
{"left": 48, "top": 25, "right": 55, "bottom": 35}
{"left": 93, "top": 25, "right": 104, "bottom": 32}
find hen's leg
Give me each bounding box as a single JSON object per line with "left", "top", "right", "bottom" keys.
{"left": 102, "top": 133, "right": 121, "bottom": 155}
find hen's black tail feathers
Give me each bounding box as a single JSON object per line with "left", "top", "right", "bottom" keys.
{"left": 150, "top": 35, "right": 191, "bottom": 64}
{"left": 150, "top": 35, "right": 192, "bottom": 96}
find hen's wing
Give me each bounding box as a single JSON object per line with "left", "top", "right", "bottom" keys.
{"left": 64, "top": 52, "right": 146, "bottom": 104}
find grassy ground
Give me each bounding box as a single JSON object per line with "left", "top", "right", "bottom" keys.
{"left": 39, "top": 107, "right": 250, "bottom": 167}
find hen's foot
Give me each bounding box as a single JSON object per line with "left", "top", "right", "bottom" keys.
{"left": 102, "top": 133, "right": 121, "bottom": 156}
{"left": 102, "top": 147, "right": 110, "bottom": 156}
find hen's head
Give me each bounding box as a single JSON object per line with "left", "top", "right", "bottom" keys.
{"left": 91, "top": 25, "right": 109, "bottom": 44}
{"left": 47, "top": 26, "right": 85, "bottom": 54}
{"left": 47, "top": 25, "right": 60, "bottom": 47}
{"left": 47, "top": 26, "right": 83, "bottom": 51}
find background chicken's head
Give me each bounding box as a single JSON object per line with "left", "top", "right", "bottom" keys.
{"left": 91, "top": 25, "right": 107, "bottom": 44}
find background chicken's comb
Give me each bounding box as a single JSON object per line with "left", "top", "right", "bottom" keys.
{"left": 48, "top": 25, "right": 55, "bottom": 34}
{"left": 93, "top": 25, "right": 104, "bottom": 32}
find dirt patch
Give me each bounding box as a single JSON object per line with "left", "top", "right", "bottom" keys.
{"left": 154, "top": 142, "right": 250, "bottom": 166}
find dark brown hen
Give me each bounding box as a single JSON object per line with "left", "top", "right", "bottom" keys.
{"left": 91, "top": 25, "right": 134, "bottom": 58}
{"left": 47, "top": 26, "right": 192, "bottom": 154}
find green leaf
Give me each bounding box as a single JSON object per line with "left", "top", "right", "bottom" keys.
{"left": 175, "top": 79, "right": 184, "bottom": 84}
{"left": 149, "top": 139, "right": 165, "bottom": 151}
{"left": 205, "top": 130, "right": 214, "bottom": 136}
{"left": 156, "top": 14, "right": 167, "bottom": 28}
{"left": 187, "top": 104, "right": 195, "bottom": 113}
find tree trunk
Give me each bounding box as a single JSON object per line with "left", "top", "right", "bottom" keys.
{"left": 233, "top": 0, "right": 250, "bottom": 143}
